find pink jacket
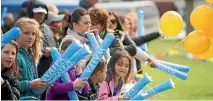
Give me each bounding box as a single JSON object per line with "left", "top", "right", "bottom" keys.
{"left": 98, "top": 81, "right": 121, "bottom": 100}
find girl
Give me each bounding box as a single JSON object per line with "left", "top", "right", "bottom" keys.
{"left": 1, "top": 41, "right": 20, "bottom": 100}
{"left": 15, "top": 18, "right": 47, "bottom": 98}
{"left": 98, "top": 50, "right": 132, "bottom": 100}
{"left": 45, "top": 40, "right": 88, "bottom": 100}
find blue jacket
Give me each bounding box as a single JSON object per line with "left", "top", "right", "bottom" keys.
{"left": 17, "top": 48, "right": 38, "bottom": 98}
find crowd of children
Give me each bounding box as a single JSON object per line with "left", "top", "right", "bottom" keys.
{"left": 1, "top": 0, "right": 161, "bottom": 100}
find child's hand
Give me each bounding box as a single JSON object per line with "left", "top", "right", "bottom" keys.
{"left": 73, "top": 78, "right": 85, "bottom": 89}
{"left": 31, "top": 78, "right": 47, "bottom": 90}
{"left": 118, "top": 96, "right": 129, "bottom": 100}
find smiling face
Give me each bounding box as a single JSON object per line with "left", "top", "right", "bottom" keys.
{"left": 1, "top": 44, "right": 17, "bottom": 69}
{"left": 114, "top": 56, "right": 130, "bottom": 78}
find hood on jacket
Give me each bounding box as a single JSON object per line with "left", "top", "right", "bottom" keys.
{"left": 26, "top": 0, "right": 48, "bottom": 24}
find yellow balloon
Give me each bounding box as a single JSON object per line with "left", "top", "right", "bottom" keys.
{"left": 184, "top": 30, "right": 211, "bottom": 55}
{"left": 190, "top": 5, "right": 213, "bottom": 30}
{"left": 197, "top": 39, "right": 213, "bottom": 59}
{"left": 206, "top": 0, "right": 213, "bottom": 4}
{"left": 203, "top": 27, "right": 213, "bottom": 39}
{"left": 160, "top": 11, "right": 183, "bottom": 37}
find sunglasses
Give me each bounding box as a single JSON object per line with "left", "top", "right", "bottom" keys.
{"left": 110, "top": 19, "right": 117, "bottom": 24}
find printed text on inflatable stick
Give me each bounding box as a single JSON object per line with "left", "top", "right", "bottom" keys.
{"left": 125, "top": 88, "right": 140, "bottom": 98}
{"left": 140, "top": 88, "right": 156, "bottom": 97}
{"left": 42, "top": 58, "right": 74, "bottom": 85}
{"left": 84, "top": 48, "right": 105, "bottom": 73}
{"left": 157, "top": 64, "right": 176, "bottom": 76}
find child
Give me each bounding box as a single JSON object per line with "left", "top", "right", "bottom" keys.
{"left": 98, "top": 50, "right": 132, "bottom": 100}
{"left": 77, "top": 59, "right": 107, "bottom": 100}
{"left": 15, "top": 18, "right": 47, "bottom": 98}
{"left": 1, "top": 41, "right": 20, "bottom": 100}
{"left": 45, "top": 40, "right": 87, "bottom": 100}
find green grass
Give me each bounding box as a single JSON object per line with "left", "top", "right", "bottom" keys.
{"left": 140, "top": 39, "right": 213, "bottom": 100}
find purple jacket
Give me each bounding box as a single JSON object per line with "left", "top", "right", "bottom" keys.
{"left": 45, "top": 67, "right": 89, "bottom": 100}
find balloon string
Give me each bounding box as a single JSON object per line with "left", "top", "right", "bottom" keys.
{"left": 158, "top": 38, "right": 186, "bottom": 59}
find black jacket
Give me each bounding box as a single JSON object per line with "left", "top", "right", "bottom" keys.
{"left": 131, "top": 32, "right": 160, "bottom": 46}
{"left": 131, "top": 32, "right": 160, "bottom": 72}
{"left": 1, "top": 69, "right": 20, "bottom": 100}
{"left": 101, "top": 30, "right": 137, "bottom": 57}
{"left": 77, "top": 79, "right": 99, "bottom": 100}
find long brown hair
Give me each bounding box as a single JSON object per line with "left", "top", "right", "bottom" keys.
{"left": 107, "top": 50, "right": 132, "bottom": 83}
{"left": 108, "top": 11, "right": 125, "bottom": 31}
{"left": 1, "top": 41, "right": 19, "bottom": 77}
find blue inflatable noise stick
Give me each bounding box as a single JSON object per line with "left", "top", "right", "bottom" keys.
{"left": 85, "top": 32, "right": 99, "bottom": 52}
{"left": 32, "top": 41, "right": 91, "bottom": 94}
{"left": 50, "top": 48, "right": 79, "bottom": 100}
{"left": 131, "top": 78, "right": 175, "bottom": 100}
{"left": 137, "top": 10, "right": 148, "bottom": 52}
{"left": 78, "top": 33, "right": 115, "bottom": 92}
{"left": 50, "top": 48, "right": 60, "bottom": 61}
{"left": 154, "top": 62, "right": 188, "bottom": 80}
{"left": 155, "top": 60, "right": 190, "bottom": 73}
{"left": 124, "top": 73, "right": 152, "bottom": 99}
{"left": 1, "top": 7, "right": 8, "bottom": 25}
{"left": 1, "top": 27, "right": 21, "bottom": 47}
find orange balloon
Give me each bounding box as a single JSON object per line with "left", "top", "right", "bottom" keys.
{"left": 206, "top": 0, "right": 213, "bottom": 4}
{"left": 190, "top": 5, "right": 213, "bottom": 30}
{"left": 160, "top": 11, "right": 183, "bottom": 37}
{"left": 197, "top": 39, "right": 213, "bottom": 59}
{"left": 184, "top": 30, "right": 211, "bottom": 55}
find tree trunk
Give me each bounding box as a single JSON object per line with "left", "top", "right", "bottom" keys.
{"left": 184, "top": 0, "right": 194, "bottom": 35}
